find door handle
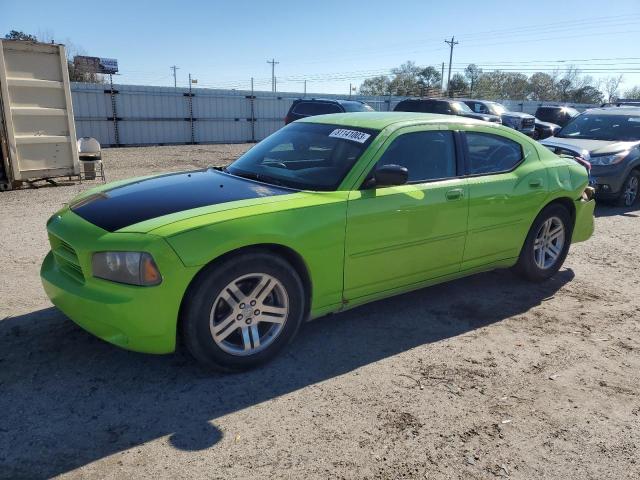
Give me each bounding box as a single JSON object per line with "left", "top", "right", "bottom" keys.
{"left": 529, "top": 178, "right": 543, "bottom": 188}
{"left": 445, "top": 188, "right": 464, "bottom": 200}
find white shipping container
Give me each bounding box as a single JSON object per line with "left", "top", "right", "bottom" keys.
{"left": 0, "top": 40, "right": 79, "bottom": 190}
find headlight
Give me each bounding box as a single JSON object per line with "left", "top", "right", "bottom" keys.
{"left": 589, "top": 151, "right": 628, "bottom": 166}
{"left": 92, "top": 252, "right": 162, "bottom": 286}
{"left": 503, "top": 117, "right": 518, "bottom": 127}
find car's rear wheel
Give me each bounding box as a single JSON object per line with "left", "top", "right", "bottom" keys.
{"left": 513, "top": 204, "right": 572, "bottom": 282}
{"left": 182, "top": 252, "right": 305, "bottom": 371}
{"left": 617, "top": 170, "right": 640, "bottom": 207}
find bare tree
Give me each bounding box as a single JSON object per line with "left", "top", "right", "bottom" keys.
{"left": 603, "top": 75, "right": 624, "bottom": 102}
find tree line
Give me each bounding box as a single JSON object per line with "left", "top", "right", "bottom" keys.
{"left": 359, "top": 61, "right": 640, "bottom": 103}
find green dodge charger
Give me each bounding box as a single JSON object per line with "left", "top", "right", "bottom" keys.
{"left": 41, "top": 112, "right": 595, "bottom": 370}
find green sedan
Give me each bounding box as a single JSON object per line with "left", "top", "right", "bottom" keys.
{"left": 41, "top": 112, "right": 595, "bottom": 370}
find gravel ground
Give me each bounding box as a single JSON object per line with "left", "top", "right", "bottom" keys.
{"left": 1, "top": 145, "right": 639, "bottom": 480}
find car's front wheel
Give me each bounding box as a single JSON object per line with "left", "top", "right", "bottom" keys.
{"left": 182, "top": 252, "right": 305, "bottom": 371}
{"left": 514, "top": 204, "right": 573, "bottom": 282}
{"left": 617, "top": 170, "right": 640, "bottom": 207}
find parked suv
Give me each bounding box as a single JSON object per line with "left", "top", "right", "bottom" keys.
{"left": 462, "top": 99, "right": 535, "bottom": 136}
{"left": 285, "top": 98, "right": 374, "bottom": 124}
{"left": 541, "top": 107, "right": 640, "bottom": 206}
{"left": 393, "top": 98, "right": 502, "bottom": 123}
{"left": 535, "top": 106, "right": 579, "bottom": 128}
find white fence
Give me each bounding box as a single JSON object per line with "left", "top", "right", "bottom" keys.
{"left": 71, "top": 82, "right": 596, "bottom": 147}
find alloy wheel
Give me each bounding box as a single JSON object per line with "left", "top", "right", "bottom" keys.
{"left": 209, "top": 273, "right": 289, "bottom": 356}
{"left": 623, "top": 175, "right": 639, "bottom": 207}
{"left": 533, "top": 216, "right": 565, "bottom": 269}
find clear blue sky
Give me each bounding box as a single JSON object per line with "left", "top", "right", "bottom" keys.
{"left": 3, "top": 0, "right": 640, "bottom": 95}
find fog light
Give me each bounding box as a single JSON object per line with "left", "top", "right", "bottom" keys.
{"left": 601, "top": 184, "right": 611, "bottom": 192}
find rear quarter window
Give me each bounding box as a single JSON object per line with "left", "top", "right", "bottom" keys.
{"left": 465, "top": 132, "right": 523, "bottom": 175}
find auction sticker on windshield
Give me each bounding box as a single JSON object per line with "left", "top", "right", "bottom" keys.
{"left": 329, "top": 128, "right": 371, "bottom": 143}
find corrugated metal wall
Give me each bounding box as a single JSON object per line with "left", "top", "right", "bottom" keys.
{"left": 71, "top": 82, "right": 596, "bottom": 147}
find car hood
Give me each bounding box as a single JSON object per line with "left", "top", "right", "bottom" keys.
{"left": 70, "top": 169, "right": 296, "bottom": 232}
{"left": 502, "top": 112, "right": 534, "bottom": 119}
{"left": 540, "top": 137, "right": 640, "bottom": 159}
{"left": 460, "top": 112, "right": 501, "bottom": 122}
{"left": 535, "top": 119, "right": 560, "bottom": 129}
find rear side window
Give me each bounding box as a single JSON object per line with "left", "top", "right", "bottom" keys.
{"left": 292, "top": 102, "right": 342, "bottom": 116}
{"left": 394, "top": 100, "right": 422, "bottom": 112}
{"left": 465, "top": 132, "right": 523, "bottom": 175}
{"left": 430, "top": 102, "right": 453, "bottom": 114}
{"left": 375, "top": 131, "right": 457, "bottom": 183}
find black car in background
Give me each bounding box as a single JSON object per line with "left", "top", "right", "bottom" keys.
{"left": 533, "top": 119, "right": 561, "bottom": 140}
{"left": 541, "top": 107, "right": 640, "bottom": 206}
{"left": 461, "top": 99, "right": 535, "bottom": 136}
{"left": 285, "top": 98, "right": 374, "bottom": 124}
{"left": 393, "top": 98, "right": 502, "bottom": 123}
{"left": 535, "top": 106, "right": 580, "bottom": 127}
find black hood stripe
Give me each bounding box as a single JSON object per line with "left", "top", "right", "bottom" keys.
{"left": 72, "top": 169, "right": 293, "bottom": 232}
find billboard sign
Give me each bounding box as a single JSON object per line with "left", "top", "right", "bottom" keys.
{"left": 74, "top": 56, "right": 119, "bottom": 74}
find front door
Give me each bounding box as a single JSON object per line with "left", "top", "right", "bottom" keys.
{"left": 343, "top": 127, "right": 469, "bottom": 301}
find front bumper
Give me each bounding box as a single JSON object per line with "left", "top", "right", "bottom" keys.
{"left": 40, "top": 209, "right": 196, "bottom": 354}
{"left": 589, "top": 164, "right": 628, "bottom": 199}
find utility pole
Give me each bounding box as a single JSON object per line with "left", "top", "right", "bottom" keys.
{"left": 267, "top": 58, "right": 279, "bottom": 92}
{"left": 304, "top": 80, "right": 307, "bottom": 97}
{"left": 349, "top": 83, "right": 352, "bottom": 98}
{"left": 444, "top": 36, "right": 458, "bottom": 96}
{"left": 170, "top": 65, "right": 179, "bottom": 89}
{"left": 188, "top": 73, "right": 196, "bottom": 144}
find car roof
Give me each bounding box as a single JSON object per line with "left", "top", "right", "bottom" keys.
{"left": 537, "top": 105, "right": 578, "bottom": 111}
{"left": 582, "top": 106, "right": 640, "bottom": 115}
{"left": 298, "top": 111, "right": 488, "bottom": 130}
{"left": 399, "top": 98, "right": 453, "bottom": 103}
{"left": 458, "top": 98, "right": 499, "bottom": 104}
{"left": 293, "top": 98, "right": 366, "bottom": 106}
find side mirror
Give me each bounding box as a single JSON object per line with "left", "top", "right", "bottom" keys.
{"left": 374, "top": 164, "right": 408, "bottom": 187}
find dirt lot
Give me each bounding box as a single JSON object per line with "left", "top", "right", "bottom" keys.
{"left": 1, "top": 144, "right": 639, "bottom": 480}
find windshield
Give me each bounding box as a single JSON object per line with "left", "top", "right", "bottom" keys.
{"left": 342, "top": 102, "right": 375, "bottom": 112}
{"left": 489, "top": 103, "right": 507, "bottom": 115}
{"left": 557, "top": 113, "right": 640, "bottom": 141}
{"left": 226, "top": 122, "right": 378, "bottom": 191}
{"left": 453, "top": 101, "right": 473, "bottom": 113}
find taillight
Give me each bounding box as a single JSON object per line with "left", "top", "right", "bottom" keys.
{"left": 284, "top": 114, "right": 292, "bottom": 125}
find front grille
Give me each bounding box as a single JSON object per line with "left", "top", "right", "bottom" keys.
{"left": 49, "top": 234, "right": 85, "bottom": 283}
{"left": 522, "top": 118, "right": 535, "bottom": 129}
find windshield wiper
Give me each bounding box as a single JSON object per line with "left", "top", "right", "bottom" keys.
{"left": 227, "top": 169, "right": 289, "bottom": 188}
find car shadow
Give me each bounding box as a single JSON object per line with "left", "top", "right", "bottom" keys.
{"left": 594, "top": 202, "right": 639, "bottom": 218}
{"left": 0, "top": 268, "right": 574, "bottom": 479}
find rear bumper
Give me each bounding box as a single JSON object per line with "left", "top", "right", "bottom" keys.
{"left": 572, "top": 198, "right": 595, "bottom": 243}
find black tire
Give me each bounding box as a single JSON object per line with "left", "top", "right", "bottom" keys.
{"left": 182, "top": 251, "right": 305, "bottom": 371}
{"left": 513, "top": 204, "right": 573, "bottom": 282}
{"left": 616, "top": 170, "right": 640, "bottom": 207}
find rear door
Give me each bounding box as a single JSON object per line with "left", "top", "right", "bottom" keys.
{"left": 343, "top": 125, "right": 469, "bottom": 301}
{"left": 460, "top": 126, "right": 548, "bottom": 270}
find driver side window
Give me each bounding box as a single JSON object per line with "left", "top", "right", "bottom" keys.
{"left": 465, "top": 132, "right": 522, "bottom": 175}
{"left": 375, "top": 130, "right": 456, "bottom": 183}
